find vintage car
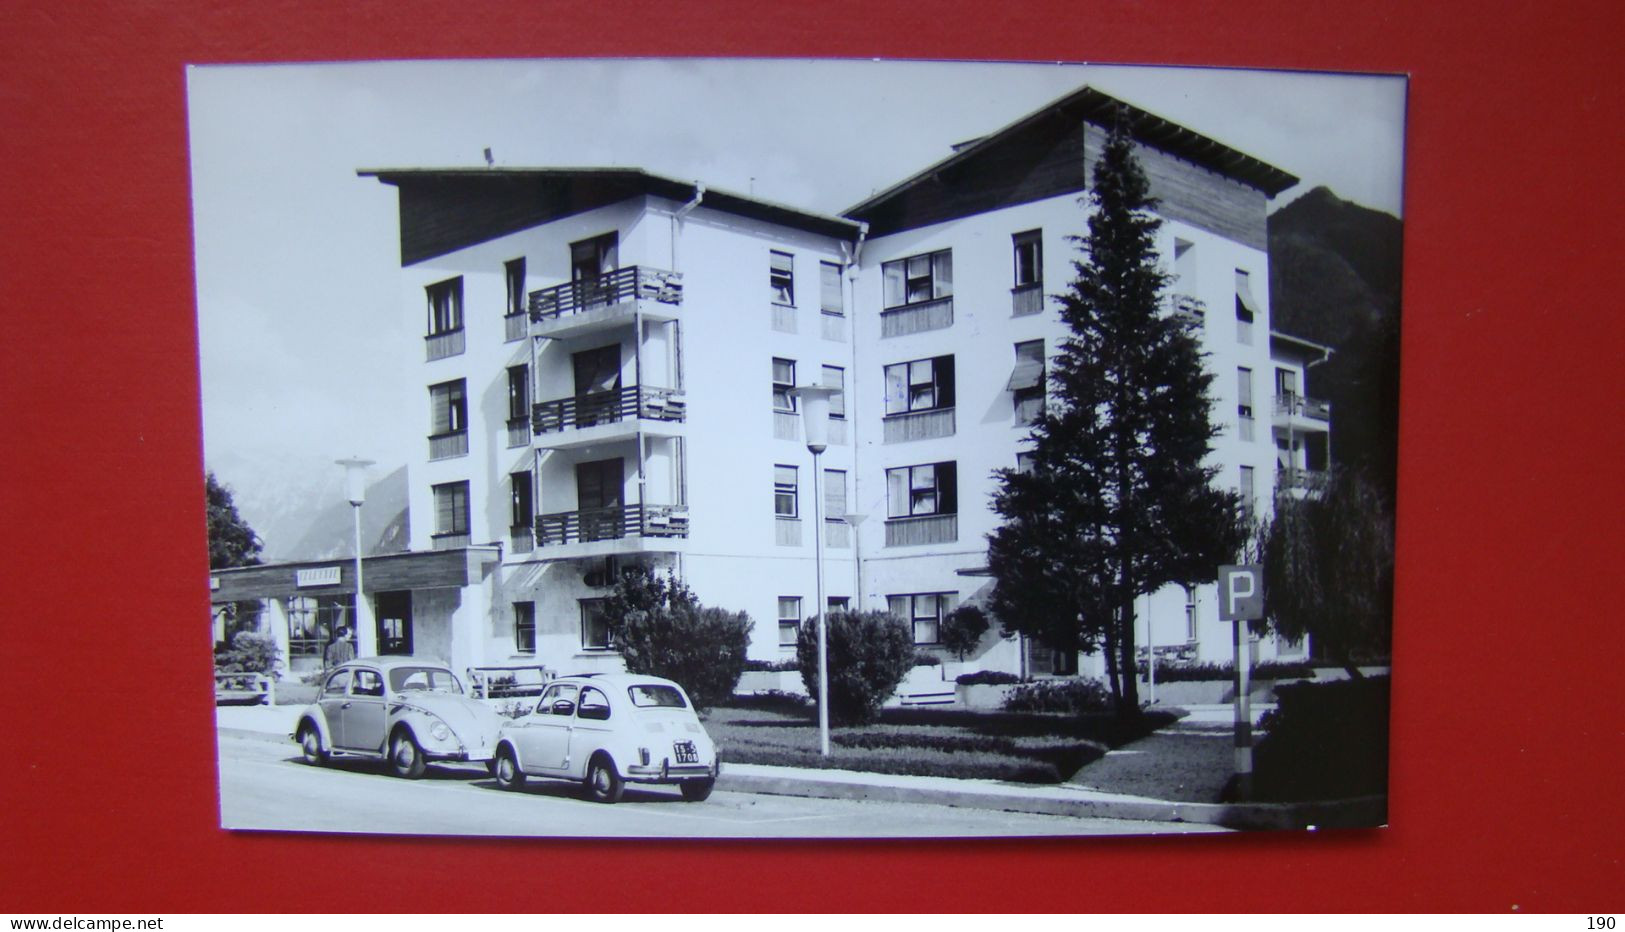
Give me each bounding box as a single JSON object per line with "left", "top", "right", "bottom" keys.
{"left": 491, "top": 673, "right": 719, "bottom": 803}
{"left": 292, "top": 657, "right": 507, "bottom": 779}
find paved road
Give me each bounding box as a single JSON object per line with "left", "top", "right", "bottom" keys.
{"left": 217, "top": 734, "right": 1226, "bottom": 838}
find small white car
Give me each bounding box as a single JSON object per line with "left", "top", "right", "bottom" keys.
{"left": 292, "top": 658, "right": 507, "bottom": 779}
{"left": 491, "top": 673, "right": 720, "bottom": 803}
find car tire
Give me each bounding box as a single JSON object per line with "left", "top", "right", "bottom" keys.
{"left": 389, "top": 730, "right": 427, "bottom": 780}
{"left": 298, "top": 723, "right": 328, "bottom": 766}
{"left": 679, "top": 778, "right": 714, "bottom": 802}
{"left": 584, "top": 754, "right": 624, "bottom": 804}
{"left": 494, "top": 747, "right": 525, "bottom": 791}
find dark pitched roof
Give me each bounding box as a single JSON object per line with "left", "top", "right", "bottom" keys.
{"left": 844, "top": 85, "right": 1299, "bottom": 231}
{"left": 360, "top": 167, "right": 861, "bottom": 265}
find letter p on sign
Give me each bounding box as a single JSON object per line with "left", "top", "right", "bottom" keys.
{"left": 1218, "top": 564, "right": 1264, "bottom": 621}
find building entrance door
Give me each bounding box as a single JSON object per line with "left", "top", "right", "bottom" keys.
{"left": 375, "top": 590, "right": 413, "bottom": 655}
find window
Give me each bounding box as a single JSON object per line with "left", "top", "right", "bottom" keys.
{"left": 352, "top": 669, "right": 384, "bottom": 698}
{"left": 772, "top": 358, "right": 797, "bottom": 413}
{"left": 430, "top": 380, "right": 468, "bottom": 437}
{"left": 778, "top": 597, "right": 802, "bottom": 646}
{"left": 507, "top": 366, "right": 529, "bottom": 422}
{"left": 882, "top": 249, "right": 952, "bottom": 308}
{"left": 288, "top": 595, "right": 354, "bottom": 660}
{"left": 1016, "top": 451, "right": 1036, "bottom": 475}
{"left": 770, "top": 250, "right": 795, "bottom": 305}
{"left": 888, "top": 593, "right": 955, "bottom": 645}
{"left": 510, "top": 470, "right": 533, "bottom": 530}
{"left": 433, "top": 482, "right": 470, "bottom": 537}
{"left": 1275, "top": 367, "right": 1298, "bottom": 399}
{"left": 1235, "top": 269, "right": 1260, "bottom": 345}
{"left": 824, "top": 469, "right": 847, "bottom": 521}
{"left": 580, "top": 599, "right": 612, "bottom": 650}
{"left": 514, "top": 601, "right": 536, "bottom": 654}
{"left": 884, "top": 356, "right": 955, "bottom": 415}
{"left": 537, "top": 684, "right": 578, "bottom": 716}
{"left": 504, "top": 258, "right": 526, "bottom": 317}
{"left": 1013, "top": 230, "right": 1042, "bottom": 287}
{"left": 822, "top": 365, "right": 846, "bottom": 419}
{"left": 1183, "top": 586, "right": 1198, "bottom": 643}
{"left": 886, "top": 462, "right": 957, "bottom": 518}
{"left": 322, "top": 670, "right": 351, "bottom": 697}
{"left": 1173, "top": 239, "right": 1196, "bottom": 291}
{"left": 578, "top": 686, "right": 611, "bottom": 720}
{"left": 1240, "top": 466, "right": 1256, "bottom": 521}
{"left": 1237, "top": 367, "right": 1254, "bottom": 419}
{"left": 426, "top": 277, "right": 463, "bottom": 335}
{"left": 1012, "top": 340, "right": 1046, "bottom": 424}
{"left": 828, "top": 596, "right": 850, "bottom": 615}
{"left": 820, "top": 261, "right": 843, "bottom": 315}
{"left": 774, "top": 465, "right": 799, "bottom": 518}
{"left": 628, "top": 684, "right": 688, "bottom": 708}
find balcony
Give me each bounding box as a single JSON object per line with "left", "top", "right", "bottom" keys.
{"left": 1012, "top": 283, "right": 1044, "bottom": 317}
{"left": 425, "top": 327, "right": 465, "bottom": 361}
{"left": 884, "top": 513, "right": 958, "bottom": 547}
{"left": 530, "top": 385, "right": 685, "bottom": 449}
{"left": 534, "top": 504, "right": 689, "bottom": 559}
{"left": 1273, "top": 393, "right": 1331, "bottom": 432}
{"left": 528, "top": 266, "right": 682, "bottom": 339}
{"left": 428, "top": 430, "right": 469, "bottom": 461}
{"left": 880, "top": 297, "right": 953, "bottom": 338}
{"left": 1278, "top": 467, "right": 1330, "bottom": 495}
{"left": 1168, "top": 293, "right": 1206, "bottom": 324}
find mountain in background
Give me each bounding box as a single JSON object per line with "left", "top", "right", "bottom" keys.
{"left": 207, "top": 451, "right": 408, "bottom": 563}
{"left": 1268, "top": 186, "right": 1403, "bottom": 503}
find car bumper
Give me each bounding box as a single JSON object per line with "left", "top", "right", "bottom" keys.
{"left": 625, "top": 760, "right": 719, "bottom": 783}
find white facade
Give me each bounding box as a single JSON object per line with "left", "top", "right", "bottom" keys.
{"left": 369, "top": 86, "right": 1325, "bottom": 680}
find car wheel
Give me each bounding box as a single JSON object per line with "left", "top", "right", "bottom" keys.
{"left": 494, "top": 747, "right": 525, "bottom": 791}
{"left": 584, "top": 754, "right": 624, "bottom": 804}
{"left": 679, "top": 778, "right": 714, "bottom": 802}
{"left": 389, "top": 730, "right": 427, "bottom": 780}
{"left": 298, "top": 723, "right": 328, "bottom": 766}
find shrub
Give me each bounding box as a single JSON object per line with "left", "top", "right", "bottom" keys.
{"left": 795, "top": 611, "right": 913, "bottom": 725}
{"left": 939, "top": 604, "right": 989, "bottom": 661}
{"left": 1001, "top": 677, "right": 1114, "bottom": 714}
{"left": 606, "top": 565, "right": 752, "bottom": 710}
{"left": 1248, "top": 676, "right": 1390, "bottom": 802}
{"left": 912, "top": 652, "right": 942, "bottom": 667}
{"left": 1140, "top": 660, "right": 1317, "bottom": 683}
{"left": 720, "top": 689, "right": 810, "bottom": 713}
{"left": 956, "top": 670, "right": 1021, "bottom": 686}
{"left": 214, "top": 631, "right": 281, "bottom": 675}
{"left": 742, "top": 658, "right": 800, "bottom": 673}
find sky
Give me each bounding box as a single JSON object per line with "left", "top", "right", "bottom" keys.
{"left": 188, "top": 58, "right": 1406, "bottom": 503}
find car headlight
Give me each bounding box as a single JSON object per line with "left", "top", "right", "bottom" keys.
{"left": 429, "top": 720, "right": 451, "bottom": 741}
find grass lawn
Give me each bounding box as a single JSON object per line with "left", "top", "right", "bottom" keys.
{"left": 273, "top": 682, "right": 319, "bottom": 705}
{"left": 1068, "top": 723, "right": 1234, "bottom": 802}
{"left": 703, "top": 700, "right": 1177, "bottom": 784}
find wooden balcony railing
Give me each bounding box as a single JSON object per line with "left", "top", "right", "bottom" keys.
{"left": 528, "top": 266, "right": 682, "bottom": 321}
{"left": 880, "top": 296, "right": 953, "bottom": 337}
{"left": 428, "top": 430, "right": 469, "bottom": 461}
{"left": 535, "top": 504, "right": 689, "bottom": 547}
{"left": 1011, "top": 283, "right": 1044, "bottom": 317}
{"left": 531, "top": 385, "right": 685, "bottom": 434}
{"left": 1274, "top": 393, "right": 1331, "bottom": 421}
{"left": 425, "top": 328, "right": 466, "bottom": 361}
{"left": 1168, "top": 293, "right": 1206, "bottom": 323}
{"left": 884, "top": 513, "right": 958, "bottom": 547}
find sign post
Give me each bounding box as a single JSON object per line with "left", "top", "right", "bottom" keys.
{"left": 1217, "top": 564, "right": 1264, "bottom": 800}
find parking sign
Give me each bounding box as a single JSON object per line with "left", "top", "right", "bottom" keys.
{"left": 1217, "top": 564, "right": 1264, "bottom": 621}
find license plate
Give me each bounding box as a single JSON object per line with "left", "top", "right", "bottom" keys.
{"left": 673, "top": 740, "right": 698, "bottom": 764}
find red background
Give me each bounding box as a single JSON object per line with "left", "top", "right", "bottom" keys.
{"left": 2, "top": 0, "right": 1621, "bottom": 913}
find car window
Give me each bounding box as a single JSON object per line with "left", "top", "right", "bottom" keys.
{"left": 388, "top": 666, "right": 464, "bottom": 694}
{"left": 351, "top": 669, "right": 384, "bottom": 698}
{"left": 578, "top": 686, "right": 611, "bottom": 721}
{"left": 536, "top": 684, "right": 578, "bottom": 716}
{"left": 627, "top": 684, "right": 688, "bottom": 709}
{"left": 322, "top": 670, "right": 351, "bottom": 697}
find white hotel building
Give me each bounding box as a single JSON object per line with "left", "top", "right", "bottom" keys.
{"left": 211, "top": 86, "right": 1332, "bottom": 684}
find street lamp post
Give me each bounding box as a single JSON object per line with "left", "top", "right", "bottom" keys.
{"left": 336, "top": 458, "right": 376, "bottom": 657}
{"left": 789, "top": 384, "right": 837, "bottom": 757}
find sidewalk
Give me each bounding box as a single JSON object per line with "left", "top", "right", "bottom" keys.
{"left": 214, "top": 704, "right": 1381, "bottom": 831}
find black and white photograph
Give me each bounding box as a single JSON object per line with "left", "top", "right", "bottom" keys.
{"left": 193, "top": 58, "right": 1405, "bottom": 838}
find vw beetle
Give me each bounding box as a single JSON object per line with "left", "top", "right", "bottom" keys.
{"left": 292, "top": 658, "right": 506, "bottom": 779}
{"left": 491, "top": 673, "right": 719, "bottom": 802}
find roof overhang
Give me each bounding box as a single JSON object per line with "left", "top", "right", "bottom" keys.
{"left": 1270, "top": 330, "right": 1335, "bottom": 363}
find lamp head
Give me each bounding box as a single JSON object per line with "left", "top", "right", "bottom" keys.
{"left": 335, "top": 457, "right": 375, "bottom": 506}
{"left": 788, "top": 384, "right": 838, "bottom": 453}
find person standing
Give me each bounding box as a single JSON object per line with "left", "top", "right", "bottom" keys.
{"left": 325, "top": 624, "right": 356, "bottom": 669}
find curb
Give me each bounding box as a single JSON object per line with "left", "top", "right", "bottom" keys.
{"left": 715, "top": 769, "right": 1386, "bottom": 831}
